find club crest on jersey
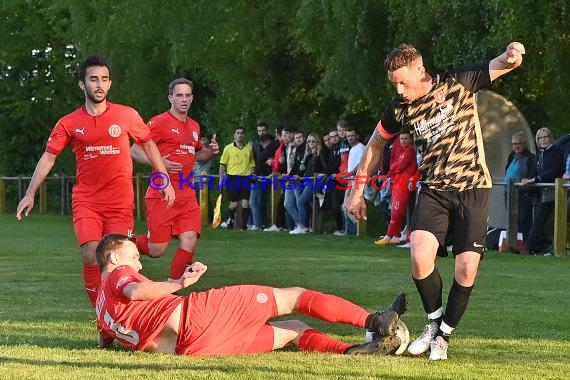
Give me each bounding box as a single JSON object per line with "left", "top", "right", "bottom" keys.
{"left": 193, "top": 131, "right": 199, "bottom": 141}
{"left": 256, "top": 292, "right": 269, "bottom": 304}
{"left": 433, "top": 88, "right": 446, "bottom": 104}
{"left": 108, "top": 124, "right": 122, "bottom": 137}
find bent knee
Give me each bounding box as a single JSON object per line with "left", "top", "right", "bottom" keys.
{"left": 148, "top": 244, "right": 168, "bottom": 258}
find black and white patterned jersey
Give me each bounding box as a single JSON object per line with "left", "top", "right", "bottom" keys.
{"left": 377, "top": 63, "right": 493, "bottom": 191}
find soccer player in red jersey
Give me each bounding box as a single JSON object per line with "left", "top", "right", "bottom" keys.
{"left": 96, "top": 234, "right": 406, "bottom": 356}
{"left": 16, "top": 54, "right": 175, "bottom": 309}
{"left": 130, "top": 78, "right": 219, "bottom": 280}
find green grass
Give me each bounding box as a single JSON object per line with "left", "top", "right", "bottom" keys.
{"left": 0, "top": 214, "right": 568, "bottom": 380}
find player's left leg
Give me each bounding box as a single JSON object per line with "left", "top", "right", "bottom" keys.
{"left": 270, "top": 320, "right": 400, "bottom": 355}
{"left": 273, "top": 287, "right": 402, "bottom": 337}
{"left": 429, "top": 251, "right": 480, "bottom": 361}
{"left": 429, "top": 188, "right": 487, "bottom": 360}
{"left": 170, "top": 230, "right": 198, "bottom": 280}
{"left": 170, "top": 203, "right": 201, "bottom": 280}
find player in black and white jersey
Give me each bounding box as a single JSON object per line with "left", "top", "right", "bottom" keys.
{"left": 346, "top": 42, "right": 525, "bottom": 360}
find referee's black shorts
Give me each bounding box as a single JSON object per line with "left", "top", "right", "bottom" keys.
{"left": 411, "top": 187, "right": 489, "bottom": 256}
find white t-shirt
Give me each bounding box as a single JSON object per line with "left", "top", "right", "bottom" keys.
{"left": 347, "top": 143, "right": 365, "bottom": 174}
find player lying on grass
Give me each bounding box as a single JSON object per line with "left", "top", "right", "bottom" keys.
{"left": 95, "top": 234, "right": 406, "bottom": 356}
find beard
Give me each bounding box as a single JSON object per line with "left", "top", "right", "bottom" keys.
{"left": 85, "top": 89, "right": 107, "bottom": 104}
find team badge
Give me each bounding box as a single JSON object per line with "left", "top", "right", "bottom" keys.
{"left": 256, "top": 292, "right": 269, "bottom": 304}
{"left": 193, "top": 131, "right": 199, "bottom": 141}
{"left": 108, "top": 124, "right": 122, "bottom": 137}
{"left": 433, "top": 88, "right": 446, "bottom": 104}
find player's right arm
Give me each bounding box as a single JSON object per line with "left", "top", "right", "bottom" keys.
{"left": 345, "top": 124, "right": 390, "bottom": 220}
{"left": 16, "top": 152, "right": 57, "bottom": 220}
{"left": 124, "top": 262, "right": 208, "bottom": 301}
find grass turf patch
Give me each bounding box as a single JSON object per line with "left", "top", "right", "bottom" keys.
{"left": 0, "top": 214, "right": 568, "bottom": 379}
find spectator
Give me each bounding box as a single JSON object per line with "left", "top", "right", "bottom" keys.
{"left": 520, "top": 128, "right": 565, "bottom": 255}
{"left": 342, "top": 127, "right": 366, "bottom": 235}
{"left": 375, "top": 132, "right": 418, "bottom": 246}
{"left": 323, "top": 132, "right": 331, "bottom": 149}
{"left": 291, "top": 133, "right": 327, "bottom": 234}
{"left": 503, "top": 132, "right": 537, "bottom": 241}
{"left": 219, "top": 127, "right": 255, "bottom": 230}
{"left": 264, "top": 127, "right": 293, "bottom": 232}
{"left": 323, "top": 129, "right": 345, "bottom": 235}
{"left": 250, "top": 127, "right": 278, "bottom": 230}
{"left": 282, "top": 130, "right": 306, "bottom": 232}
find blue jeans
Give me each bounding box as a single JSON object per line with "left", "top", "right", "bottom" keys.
{"left": 296, "top": 186, "right": 314, "bottom": 228}
{"left": 284, "top": 187, "right": 301, "bottom": 228}
{"left": 249, "top": 184, "right": 267, "bottom": 227}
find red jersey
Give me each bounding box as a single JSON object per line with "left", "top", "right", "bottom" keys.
{"left": 388, "top": 139, "right": 418, "bottom": 178}
{"left": 145, "top": 111, "right": 203, "bottom": 201}
{"left": 46, "top": 102, "right": 151, "bottom": 208}
{"left": 95, "top": 265, "right": 184, "bottom": 351}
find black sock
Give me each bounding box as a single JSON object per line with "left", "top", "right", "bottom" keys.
{"left": 435, "top": 330, "right": 451, "bottom": 342}
{"left": 431, "top": 316, "right": 443, "bottom": 326}
{"left": 413, "top": 268, "right": 443, "bottom": 315}
{"left": 443, "top": 278, "right": 473, "bottom": 328}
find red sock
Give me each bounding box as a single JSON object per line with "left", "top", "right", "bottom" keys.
{"left": 298, "top": 329, "right": 351, "bottom": 353}
{"left": 298, "top": 290, "right": 370, "bottom": 327}
{"left": 82, "top": 264, "right": 101, "bottom": 307}
{"left": 170, "top": 247, "right": 194, "bottom": 279}
{"left": 133, "top": 235, "right": 150, "bottom": 256}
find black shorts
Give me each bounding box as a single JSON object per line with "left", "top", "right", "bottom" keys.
{"left": 411, "top": 187, "right": 489, "bottom": 256}
{"left": 225, "top": 175, "right": 251, "bottom": 202}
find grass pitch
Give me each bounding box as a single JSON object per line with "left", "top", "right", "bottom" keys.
{"left": 0, "top": 214, "right": 568, "bottom": 379}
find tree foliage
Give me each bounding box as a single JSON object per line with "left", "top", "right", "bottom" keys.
{"left": 1, "top": 0, "right": 569, "bottom": 175}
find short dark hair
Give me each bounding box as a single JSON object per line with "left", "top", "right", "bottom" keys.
{"left": 169, "top": 78, "right": 193, "bottom": 95}
{"left": 346, "top": 126, "right": 357, "bottom": 134}
{"left": 384, "top": 44, "right": 422, "bottom": 72}
{"left": 95, "top": 234, "right": 130, "bottom": 272}
{"left": 336, "top": 120, "right": 351, "bottom": 129}
{"left": 256, "top": 122, "right": 269, "bottom": 129}
{"left": 79, "top": 54, "right": 111, "bottom": 82}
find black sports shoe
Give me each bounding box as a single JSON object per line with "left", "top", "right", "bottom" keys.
{"left": 368, "top": 310, "right": 399, "bottom": 337}
{"left": 344, "top": 335, "right": 401, "bottom": 355}
{"left": 386, "top": 292, "right": 407, "bottom": 317}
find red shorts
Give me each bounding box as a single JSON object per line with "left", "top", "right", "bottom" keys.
{"left": 145, "top": 198, "right": 201, "bottom": 244}
{"left": 73, "top": 204, "right": 134, "bottom": 246}
{"left": 176, "top": 285, "right": 278, "bottom": 356}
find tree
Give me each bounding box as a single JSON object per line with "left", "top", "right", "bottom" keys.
{"left": 0, "top": 1, "right": 79, "bottom": 175}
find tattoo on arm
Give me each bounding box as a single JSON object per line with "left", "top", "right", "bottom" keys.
{"left": 372, "top": 129, "right": 387, "bottom": 144}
